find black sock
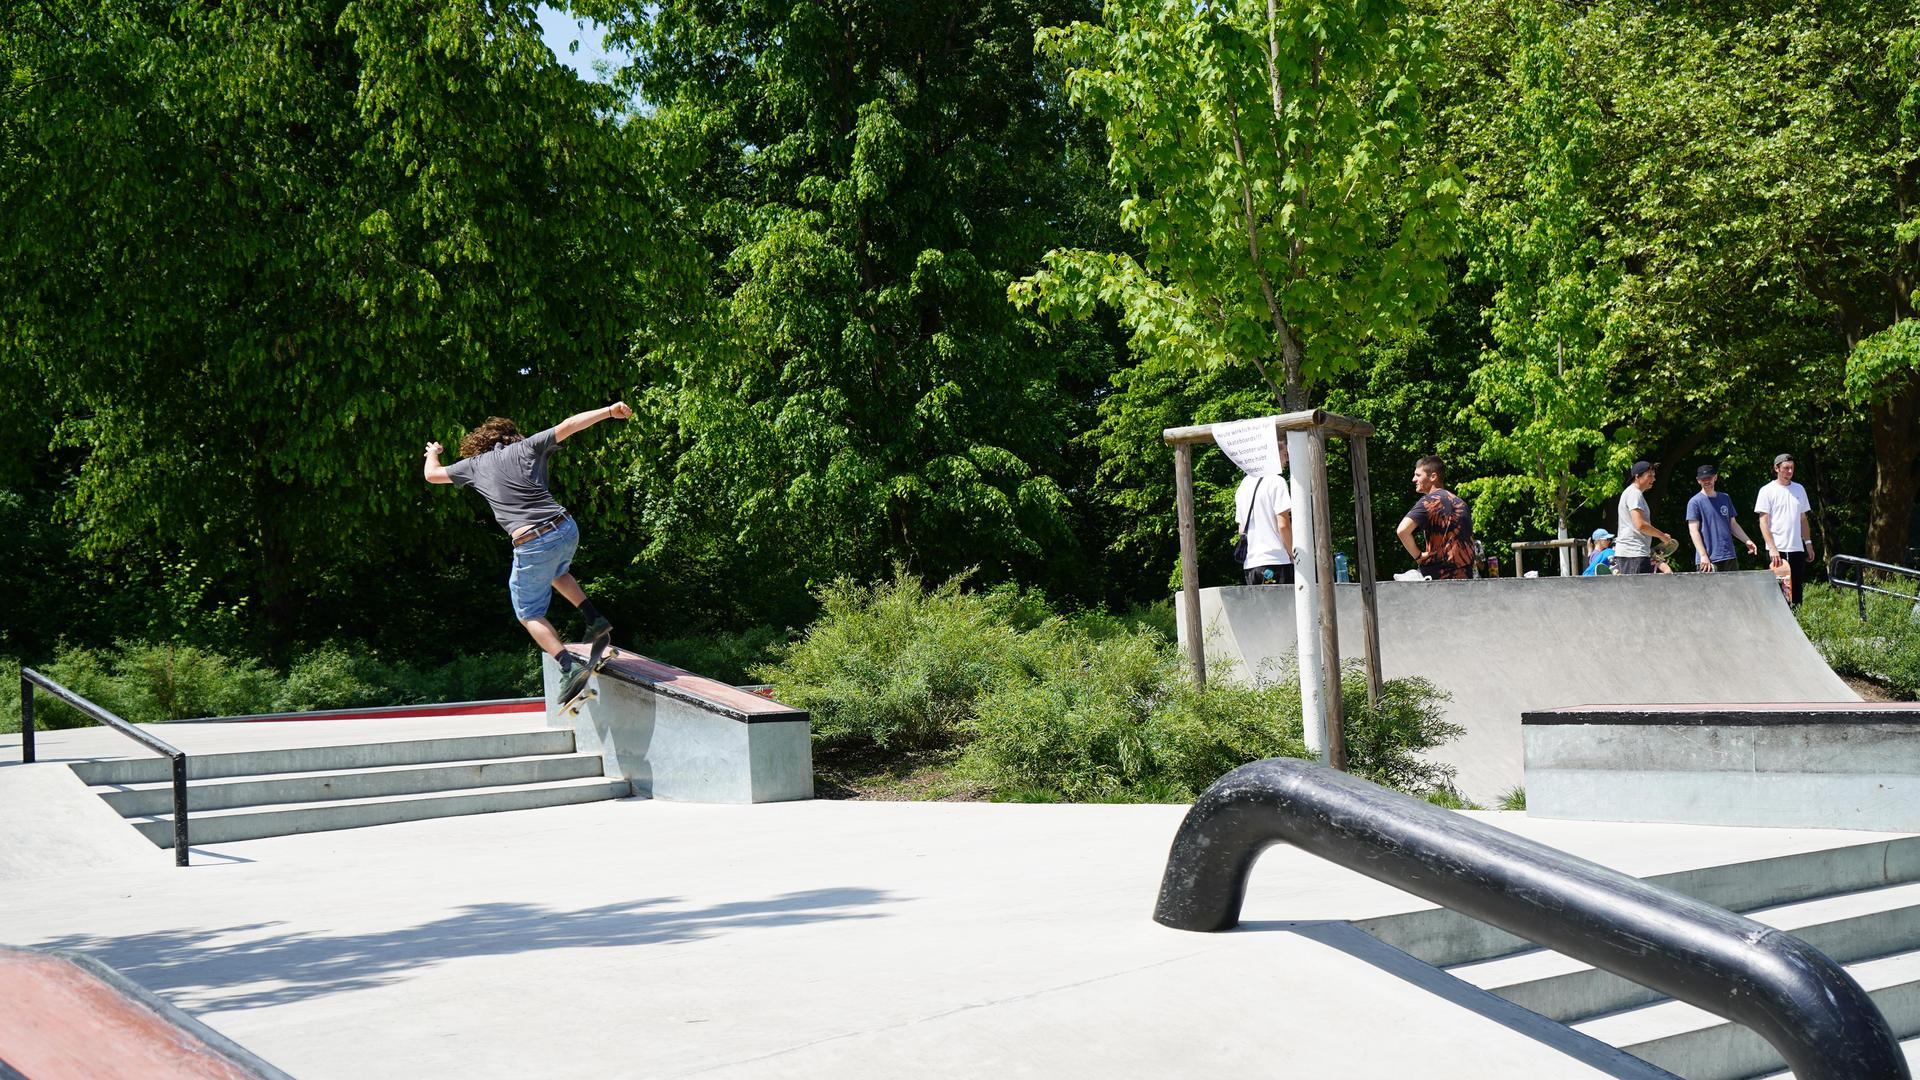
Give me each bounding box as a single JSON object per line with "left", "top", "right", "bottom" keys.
{"left": 579, "top": 600, "right": 605, "bottom": 625}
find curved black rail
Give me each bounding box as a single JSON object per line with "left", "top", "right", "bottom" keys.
{"left": 19, "top": 668, "right": 191, "bottom": 866}
{"left": 1154, "top": 758, "right": 1909, "bottom": 1080}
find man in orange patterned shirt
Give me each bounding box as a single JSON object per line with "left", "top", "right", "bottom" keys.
{"left": 1395, "top": 456, "right": 1477, "bottom": 580}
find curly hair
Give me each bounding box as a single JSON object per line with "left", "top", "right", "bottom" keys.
{"left": 458, "top": 417, "right": 523, "bottom": 458}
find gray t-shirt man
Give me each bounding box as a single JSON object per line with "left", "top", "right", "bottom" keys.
{"left": 1615, "top": 484, "right": 1652, "bottom": 558}
{"left": 444, "top": 427, "right": 565, "bottom": 534}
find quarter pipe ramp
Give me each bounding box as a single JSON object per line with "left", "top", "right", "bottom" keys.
{"left": 1177, "top": 572, "right": 1856, "bottom": 804}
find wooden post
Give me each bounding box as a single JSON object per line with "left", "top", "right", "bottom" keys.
{"left": 1309, "top": 428, "right": 1346, "bottom": 771}
{"left": 1174, "top": 441, "right": 1206, "bottom": 687}
{"left": 1350, "top": 435, "right": 1383, "bottom": 709}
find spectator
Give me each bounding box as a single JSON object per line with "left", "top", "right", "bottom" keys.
{"left": 1582, "top": 528, "right": 1616, "bottom": 576}
{"left": 1685, "top": 464, "right": 1759, "bottom": 573}
{"left": 1755, "top": 452, "right": 1816, "bottom": 605}
{"left": 1233, "top": 456, "right": 1294, "bottom": 586}
{"left": 1395, "top": 456, "right": 1476, "bottom": 580}
{"left": 1614, "top": 461, "right": 1677, "bottom": 575}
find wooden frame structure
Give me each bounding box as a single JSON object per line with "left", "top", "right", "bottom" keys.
{"left": 1163, "top": 410, "right": 1383, "bottom": 772}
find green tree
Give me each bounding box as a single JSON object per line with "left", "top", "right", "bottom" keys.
{"left": 1457, "top": 2, "right": 1623, "bottom": 558}
{"left": 1011, "top": 0, "right": 1461, "bottom": 409}
{"left": 1, "top": 0, "right": 677, "bottom": 647}
{"left": 578, "top": 0, "right": 1121, "bottom": 611}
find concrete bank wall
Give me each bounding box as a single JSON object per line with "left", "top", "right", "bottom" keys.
{"left": 545, "top": 648, "right": 813, "bottom": 804}
{"left": 1524, "top": 704, "right": 1920, "bottom": 831}
{"left": 1177, "top": 573, "right": 1855, "bottom": 804}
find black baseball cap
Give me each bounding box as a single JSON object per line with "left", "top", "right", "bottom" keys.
{"left": 1630, "top": 460, "right": 1658, "bottom": 477}
{"left": 1695, "top": 464, "right": 1718, "bottom": 480}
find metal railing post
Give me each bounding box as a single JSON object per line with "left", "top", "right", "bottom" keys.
{"left": 1155, "top": 758, "right": 1910, "bottom": 1080}
{"left": 171, "top": 753, "right": 190, "bottom": 867}
{"left": 19, "top": 673, "right": 34, "bottom": 764}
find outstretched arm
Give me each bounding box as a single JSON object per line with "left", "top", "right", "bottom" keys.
{"left": 555, "top": 401, "right": 633, "bottom": 443}
{"left": 423, "top": 442, "right": 452, "bottom": 484}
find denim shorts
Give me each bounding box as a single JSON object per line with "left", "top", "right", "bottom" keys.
{"left": 507, "top": 516, "right": 579, "bottom": 620}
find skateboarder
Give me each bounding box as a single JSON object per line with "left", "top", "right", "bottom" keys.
{"left": 423, "top": 402, "right": 632, "bottom": 703}
{"left": 1613, "top": 461, "right": 1676, "bottom": 575}
{"left": 1685, "top": 464, "right": 1759, "bottom": 573}
{"left": 1755, "top": 452, "right": 1816, "bottom": 605}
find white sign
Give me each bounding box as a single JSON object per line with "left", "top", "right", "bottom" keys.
{"left": 1212, "top": 416, "right": 1284, "bottom": 476}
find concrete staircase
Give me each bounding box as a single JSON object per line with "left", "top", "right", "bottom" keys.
{"left": 1355, "top": 835, "right": 1920, "bottom": 1079}
{"left": 73, "top": 730, "right": 629, "bottom": 846}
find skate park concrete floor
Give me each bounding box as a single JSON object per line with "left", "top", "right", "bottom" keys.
{"left": 1, "top": 751, "right": 1912, "bottom": 1079}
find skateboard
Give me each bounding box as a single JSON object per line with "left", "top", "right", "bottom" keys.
{"left": 558, "top": 624, "right": 613, "bottom": 717}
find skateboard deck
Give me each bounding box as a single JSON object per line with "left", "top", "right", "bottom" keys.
{"left": 557, "top": 625, "right": 613, "bottom": 717}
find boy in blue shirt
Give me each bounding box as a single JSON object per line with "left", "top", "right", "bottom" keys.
{"left": 1581, "top": 528, "right": 1616, "bottom": 576}
{"left": 1684, "top": 464, "right": 1759, "bottom": 572}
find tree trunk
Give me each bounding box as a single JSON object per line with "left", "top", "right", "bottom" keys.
{"left": 1865, "top": 371, "right": 1920, "bottom": 564}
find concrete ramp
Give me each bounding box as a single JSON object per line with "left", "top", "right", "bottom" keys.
{"left": 1179, "top": 572, "right": 1856, "bottom": 804}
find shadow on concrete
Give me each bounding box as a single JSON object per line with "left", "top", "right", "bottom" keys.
{"left": 31, "top": 887, "right": 897, "bottom": 1013}
{"left": 1240, "top": 920, "right": 1681, "bottom": 1080}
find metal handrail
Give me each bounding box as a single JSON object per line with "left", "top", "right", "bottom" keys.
{"left": 1829, "top": 554, "right": 1920, "bottom": 621}
{"left": 19, "top": 668, "right": 191, "bottom": 866}
{"left": 1154, "top": 758, "right": 1909, "bottom": 1080}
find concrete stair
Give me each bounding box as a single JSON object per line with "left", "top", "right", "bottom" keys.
{"left": 74, "top": 730, "right": 630, "bottom": 847}
{"left": 1356, "top": 835, "right": 1920, "bottom": 1080}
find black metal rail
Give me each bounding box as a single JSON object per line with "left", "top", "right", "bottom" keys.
{"left": 1829, "top": 554, "right": 1920, "bottom": 620}
{"left": 1154, "top": 758, "right": 1909, "bottom": 1080}
{"left": 19, "top": 668, "right": 191, "bottom": 866}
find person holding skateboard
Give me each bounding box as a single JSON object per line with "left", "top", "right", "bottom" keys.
{"left": 423, "top": 401, "right": 632, "bottom": 704}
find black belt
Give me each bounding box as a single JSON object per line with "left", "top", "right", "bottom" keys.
{"left": 512, "top": 512, "right": 570, "bottom": 546}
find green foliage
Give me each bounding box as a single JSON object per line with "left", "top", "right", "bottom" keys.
{"left": 642, "top": 626, "right": 789, "bottom": 688}
{"left": 1014, "top": 0, "right": 1461, "bottom": 407}
{"left": 1, "top": 0, "right": 680, "bottom": 644}
{"left": 1498, "top": 785, "right": 1527, "bottom": 812}
{"left": 588, "top": 0, "right": 1123, "bottom": 612}
{"left": 757, "top": 570, "right": 1459, "bottom": 802}
{"left": 1796, "top": 583, "right": 1920, "bottom": 700}
{"left": 1457, "top": 1, "right": 1624, "bottom": 537}
{"left": 754, "top": 572, "right": 1034, "bottom": 753}
{"left": 3, "top": 641, "right": 540, "bottom": 733}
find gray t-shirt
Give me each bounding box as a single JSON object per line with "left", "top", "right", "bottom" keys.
{"left": 445, "top": 427, "right": 566, "bottom": 533}
{"left": 1615, "top": 484, "right": 1652, "bottom": 558}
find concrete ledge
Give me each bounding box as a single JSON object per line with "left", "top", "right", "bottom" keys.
{"left": 1524, "top": 703, "right": 1920, "bottom": 831}
{"left": 546, "top": 647, "right": 813, "bottom": 804}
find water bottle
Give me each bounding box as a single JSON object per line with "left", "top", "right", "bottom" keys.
{"left": 1335, "top": 552, "right": 1349, "bottom": 583}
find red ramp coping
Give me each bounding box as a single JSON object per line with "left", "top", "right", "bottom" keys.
{"left": 0, "top": 948, "right": 291, "bottom": 1079}
{"left": 561, "top": 646, "right": 807, "bottom": 723}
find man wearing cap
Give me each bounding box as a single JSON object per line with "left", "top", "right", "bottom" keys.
{"left": 1685, "top": 464, "right": 1759, "bottom": 573}
{"left": 1614, "top": 461, "right": 1677, "bottom": 575}
{"left": 1581, "top": 528, "right": 1616, "bottom": 576}
{"left": 1755, "top": 453, "right": 1816, "bottom": 605}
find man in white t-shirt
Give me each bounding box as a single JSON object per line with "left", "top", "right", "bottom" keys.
{"left": 1234, "top": 457, "right": 1295, "bottom": 586}
{"left": 1755, "top": 452, "right": 1816, "bottom": 605}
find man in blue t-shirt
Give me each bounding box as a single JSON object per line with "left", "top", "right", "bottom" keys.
{"left": 1684, "top": 463, "right": 1758, "bottom": 573}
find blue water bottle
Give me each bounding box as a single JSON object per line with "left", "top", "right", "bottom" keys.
{"left": 1335, "top": 552, "right": 1349, "bottom": 583}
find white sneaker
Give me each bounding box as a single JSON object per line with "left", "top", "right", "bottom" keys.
{"left": 1392, "top": 568, "right": 1429, "bottom": 582}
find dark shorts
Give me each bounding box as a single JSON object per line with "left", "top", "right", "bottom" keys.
{"left": 1613, "top": 555, "right": 1654, "bottom": 575}
{"left": 1708, "top": 559, "right": 1738, "bottom": 573}
{"left": 1244, "top": 564, "right": 1296, "bottom": 586}
{"left": 1783, "top": 550, "right": 1809, "bottom": 605}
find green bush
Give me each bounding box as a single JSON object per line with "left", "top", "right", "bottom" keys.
{"left": 3, "top": 640, "right": 542, "bottom": 733}
{"left": 1796, "top": 582, "right": 1920, "bottom": 699}
{"left": 755, "top": 571, "right": 1037, "bottom": 752}
{"left": 644, "top": 625, "right": 789, "bottom": 686}
{"left": 760, "top": 569, "right": 1458, "bottom": 802}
